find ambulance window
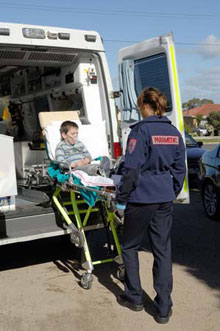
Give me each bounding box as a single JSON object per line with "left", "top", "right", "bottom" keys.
{"left": 134, "top": 53, "right": 172, "bottom": 112}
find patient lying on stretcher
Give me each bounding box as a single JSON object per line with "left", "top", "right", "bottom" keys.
{"left": 55, "top": 121, "right": 110, "bottom": 177}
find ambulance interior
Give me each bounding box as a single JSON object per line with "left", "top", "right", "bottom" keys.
{"left": 0, "top": 48, "right": 110, "bottom": 198}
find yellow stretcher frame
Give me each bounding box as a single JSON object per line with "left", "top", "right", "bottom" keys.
{"left": 52, "top": 181, "right": 123, "bottom": 289}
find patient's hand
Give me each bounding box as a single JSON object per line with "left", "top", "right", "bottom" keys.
{"left": 71, "top": 158, "right": 90, "bottom": 168}
{"left": 71, "top": 162, "right": 78, "bottom": 168}
{"left": 71, "top": 161, "right": 82, "bottom": 168}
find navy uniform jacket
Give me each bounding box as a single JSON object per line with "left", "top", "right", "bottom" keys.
{"left": 117, "top": 115, "right": 186, "bottom": 205}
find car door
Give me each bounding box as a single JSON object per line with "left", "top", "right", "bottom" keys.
{"left": 118, "top": 32, "right": 189, "bottom": 203}
{"left": 214, "top": 144, "right": 220, "bottom": 183}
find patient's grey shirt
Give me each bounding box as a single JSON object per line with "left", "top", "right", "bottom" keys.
{"left": 55, "top": 140, "right": 91, "bottom": 165}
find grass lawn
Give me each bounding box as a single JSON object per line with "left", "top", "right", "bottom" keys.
{"left": 194, "top": 137, "right": 220, "bottom": 143}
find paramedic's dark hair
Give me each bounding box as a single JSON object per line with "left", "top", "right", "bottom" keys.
{"left": 60, "top": 121, "right": 78, "bottom": 138}
{"left": 137, "top": 87, "right": 167, "bottom": 116}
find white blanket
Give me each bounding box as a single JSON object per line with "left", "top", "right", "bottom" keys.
{"left": 72, "top": 170, "right": 114, "bottom": 187}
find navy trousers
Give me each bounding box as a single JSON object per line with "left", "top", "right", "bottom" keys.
{"left": 122, "top": 201, "right": 173, "bottom": 316}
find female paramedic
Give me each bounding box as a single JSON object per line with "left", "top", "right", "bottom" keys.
{"left": 115, "top": 87, "right": 186, "bottom": 324}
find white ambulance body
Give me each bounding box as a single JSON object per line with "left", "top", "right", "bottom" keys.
{"left": 0, "top": 23, "right": 189, "bottom": 245}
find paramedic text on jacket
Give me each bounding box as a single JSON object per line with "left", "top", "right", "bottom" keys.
{"left": 116, "top": 87, "right": 186, "bottom": 324}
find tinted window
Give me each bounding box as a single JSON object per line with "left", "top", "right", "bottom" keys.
{"left": 185, "top": 132, "right": 197, "bottom": 147}
{"left": 134, "top": 53, "right": 172, "bottom": 112}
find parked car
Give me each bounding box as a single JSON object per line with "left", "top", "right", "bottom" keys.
{"left": 185, "top": 132, "right": 206, "bottom": 187}
{"left": 193, "top": 126, "right": 208, "bottom": 137}
{"left": 199, "top": 144, "right": 220, "bottom": 220}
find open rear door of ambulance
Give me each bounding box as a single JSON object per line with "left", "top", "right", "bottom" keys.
{"left": 118, "top": 32, "right": 189, "bottom": 203}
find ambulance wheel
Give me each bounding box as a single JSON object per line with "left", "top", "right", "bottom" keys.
{"left": 80, "top": 273, "right": 93, "bottom": 290}
{"left": 117, "top": 267, "right": 125, "bottom": 281}
{"left": 70, "top": 231, "right": 84, "bottom": 248}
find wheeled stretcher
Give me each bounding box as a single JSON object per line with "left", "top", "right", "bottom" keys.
{"left": 39, "top": 111, "right": 124, "bottom": 289}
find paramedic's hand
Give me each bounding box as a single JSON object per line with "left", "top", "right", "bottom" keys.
{"left": 115, "top": 202, "right": 126, "bottom": 218}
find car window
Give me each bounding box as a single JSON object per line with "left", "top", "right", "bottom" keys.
{"left": 185, "top": 132, "right": 197, "bottom": 147}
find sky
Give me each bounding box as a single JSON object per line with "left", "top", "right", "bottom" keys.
{"left": 1, "top": 0, "right": 220, "bottom": 103}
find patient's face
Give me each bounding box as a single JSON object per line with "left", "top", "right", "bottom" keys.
{"left": 62, "top": 127, "right": 78, "bottom": 145}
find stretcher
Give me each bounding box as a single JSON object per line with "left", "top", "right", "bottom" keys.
{"left": 39, "top": 111, "right": 124, "bottom": 289}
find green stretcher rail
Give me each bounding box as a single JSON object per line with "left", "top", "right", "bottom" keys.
{"left": 52, "top": 179, "right": 124, "bottom": 290}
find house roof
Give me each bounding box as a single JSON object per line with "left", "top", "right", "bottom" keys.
{"left": 183, "top": 104, "right": 220, "bottom": 117}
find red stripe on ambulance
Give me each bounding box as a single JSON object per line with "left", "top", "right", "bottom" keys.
{"left": 152, "top": 136, "right": 179, "bottom": 145}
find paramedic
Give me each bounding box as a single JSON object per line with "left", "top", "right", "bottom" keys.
{"left": 115, "top": 87, "right": 186, "bottom": 324}
{"left": 55, "top": 121, "right": 109, "bottom": 176}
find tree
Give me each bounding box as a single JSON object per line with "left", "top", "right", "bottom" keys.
{"left": 182, "top": 98, "right": 214, "bottom": 110}
{"left": 207, "top": 112, "right": 220, "bottom": 135}
{"left": 200, "top": 98, "right": 214, "bottom": 105}
{"left": 184, "top": 122, "right": 194, "bottom": 134}
{"left": 196, "top": 114, "right": 203, "bottom": 126}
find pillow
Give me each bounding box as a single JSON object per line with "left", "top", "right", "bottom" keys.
{"left": 78, "top": 121, "right": 109, "bottom": 159}
{"left": 44, "top": 120, "right": 82, "bottom": 160}
{"left": 44, "top": 125, "right": 61, "bottom": 160}
{"left": 45, "top": 120, "right": 109, "bottom": 161}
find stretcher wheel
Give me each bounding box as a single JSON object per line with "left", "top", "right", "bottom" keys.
{"left": 80, "top": 273, "right": 93, "bottom": 290}
{"left": 117, "top": 267, "right": 125, "bottom": 281}
{"left": 70, "top": 231, "right": 84, "bottom": 248}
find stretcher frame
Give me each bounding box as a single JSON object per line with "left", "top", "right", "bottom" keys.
{"left": 51, "top": 169, "right": 123, "bottom": 289}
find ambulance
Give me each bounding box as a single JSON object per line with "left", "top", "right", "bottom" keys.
{"left": 0, "top": 22, "right": 189, "bottom": 245}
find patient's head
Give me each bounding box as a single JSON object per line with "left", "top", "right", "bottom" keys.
{"left": 60, "top": 121, "right": 79, "bottom": 145}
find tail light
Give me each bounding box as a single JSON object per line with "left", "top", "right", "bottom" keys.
{"left": 114, "top": 142, "right": 122, "bottom": 160}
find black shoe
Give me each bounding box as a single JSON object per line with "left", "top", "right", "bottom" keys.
{"left": 117, "top": 295, "right": 144, "bottom": 312}
{"left": 155, "top": 309, "right": 172, "bottom": 324}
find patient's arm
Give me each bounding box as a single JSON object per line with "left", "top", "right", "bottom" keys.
{"left": 71, "top": 157, "right": 90, "bottom": 168}
{"left": 55, "top": 144, "right": 65, "bottom": 162}
{"left": 71, "top": 141, "right": 92, "bottom": 168}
